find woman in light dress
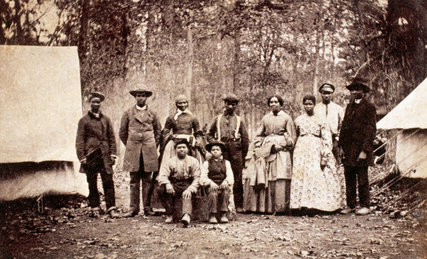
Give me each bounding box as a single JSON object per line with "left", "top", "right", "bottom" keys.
{"left": 290, "top": 95, "right": 345, "bottom": 213}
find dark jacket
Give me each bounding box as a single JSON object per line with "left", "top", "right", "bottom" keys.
{"left": 119, "top": 105, "right": 161, "bottom": 172}
{"left": 76, "top": 112, "right": 117, "bottom": 174}
{"left": 339, "top": 98, "right": 376, "bottom": 166}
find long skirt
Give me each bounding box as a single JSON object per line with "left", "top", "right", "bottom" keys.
{"left": 244, "top": 179, "right": 291, "bottom": 214}
{"left": 290, "top": 135, "right": 345, "bottom": 212}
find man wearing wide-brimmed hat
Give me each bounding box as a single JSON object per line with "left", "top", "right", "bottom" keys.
{"left": 76, "top": 92, "right": 119, "bottom": 218}
{"left": 339, "top": 79, "right": 376, "bottom": 216}
{"left": 119, "top": 88, "right": 161, "bottom": 217}
{"left": 207, "top": 93, "right": 249, "bottom": 213}
{"left": 314, "top": 83, "right": 344, "bottom": 163}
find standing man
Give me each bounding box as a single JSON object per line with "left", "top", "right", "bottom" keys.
{"left": 76, "top": 92, "right": 118, "bottom": 218}
{"left": 207, "top": 94, "right": 249, "bottom": 213}
{"left": 120, "top": 88, "right": 161, "bottom": 217}
{"left": 157, "top": 139, "right": 201, "bottom": 227}
{"left": 339, "top": 81, "right": 376, "bottom": 215}
{"left": 314, "top": 83, "right": 344, "bottom": 163}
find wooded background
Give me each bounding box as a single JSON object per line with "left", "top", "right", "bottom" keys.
{"left": 1, "top": 0, "right": 426, "bottom": 140}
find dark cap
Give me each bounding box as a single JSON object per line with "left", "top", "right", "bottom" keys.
{"left": 223, "top": 93, "right": 240, "bottom": 103}
{"left": 319, "top": 83, "right": 335, "bottom": 93}
{"left": 129, "top": 89, "right": 153, "bottom": 97}
{"left": 89, "top": 92, "right": 105, "bottom": 102}
{"left": 174, "top": 138, "right": 190, "bottom": 148}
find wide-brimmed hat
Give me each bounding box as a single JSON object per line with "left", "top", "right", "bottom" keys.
{"left": 319, "top": 83, "right": 335, "bottom": 93}
{"left": 223, "top": 93, "right": 240, "bottom": 103}
{"left": 206, "top": 140, "right": 226, "bottom": 152}
{"left": 89, "top": 92, "right": 105, "bottom": 102}
{"left": 129, "top": 89, "right": 153, "bottom": 97}
{"left": 346, "top": 78, "right": 370, "bottom": 93}
{"left": 346, "top": 83, "right": 370, "bottom": 93}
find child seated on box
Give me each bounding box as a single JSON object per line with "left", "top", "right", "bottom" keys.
{"left": 200, "top": 140, "right": 234, "bottom": 224}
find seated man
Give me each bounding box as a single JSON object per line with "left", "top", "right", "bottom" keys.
{"left": 157, "top": 139, "right": 200, "bottom": 226}
{"left": 200, "top": 140, "right": 234, "bottom": 224}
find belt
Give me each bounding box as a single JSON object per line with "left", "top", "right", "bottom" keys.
{"left": 300, "top": 133, "right": 321, "bottom": 138}
{"left": 173, "top": 134, "right": 195, "bottom": 146}
{"left": 169, "top": 177, "right": 193, "bottom": 183}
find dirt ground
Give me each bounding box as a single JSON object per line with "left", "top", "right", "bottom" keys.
{"left": 1, "top": 174, "right": 426, "bottom": 259}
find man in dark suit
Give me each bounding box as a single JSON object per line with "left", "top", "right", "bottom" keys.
{"left": 339, "top": 80, "right": 376, "bottom": 215}
{"left": 76, "top": 92, "right": 118, "bottom": 218}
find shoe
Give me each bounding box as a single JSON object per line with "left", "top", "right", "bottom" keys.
{"left": 109, "top": 209, "right": 119, "bottom": 219}
{"left": 90, "top": 207, "right": 101, "bottom": 218}
{"left": 144, "top": 208, "right": 155, "bottom": 216}
{"left": 165, "top": 215, "right": 173, "bottom": 224}
{"left": 181, "top": 213, "right": 191, "bottom": 227}
{"left": 209, "top": 215, "right": 218, "bottom": 224}
{"left": 236, "top": 207, "right": 244, "bottom": 213}
{"left": 122, "top": 210, "right": 138, "bottom": 218}
{"left": 219, "top": 213, "right": 229, "bottom": 223}
{"left": 356, "top": 207, "right": 370, "bottom": 215}
{"left": 340, "top": 208, "right": 355, "bottom": 215}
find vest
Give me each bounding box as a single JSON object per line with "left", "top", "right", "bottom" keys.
{"left": 208, "top": 159, "right": 227, "bottom": 185}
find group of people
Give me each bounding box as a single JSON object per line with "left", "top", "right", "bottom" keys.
{"left": 75, "top": 79, "right": 376, "bottom": 227}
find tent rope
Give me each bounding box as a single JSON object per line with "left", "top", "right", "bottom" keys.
{"left": 373, "top": 129, "right": 405, "bottom": 153}
{"left": 372, "top": 151, "right": 427, "bottom": 197}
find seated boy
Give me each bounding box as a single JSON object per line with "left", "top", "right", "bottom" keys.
{"left": 200, "top": 140, "right": 234, "bottom": 224}
{"left": 157, "top": 139, "right": 201, "bottom": 226}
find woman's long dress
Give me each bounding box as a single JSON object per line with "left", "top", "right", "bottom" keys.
{"left": 244, "top": 110, "right": 296, "bottom": 214}
{"left": 290, "top": 113, "right": 345, "bottom": 212}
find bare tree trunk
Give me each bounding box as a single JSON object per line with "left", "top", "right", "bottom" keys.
{"left": 312, "top": 29, "right": 320, "bottom": 96}
{"left": 78, "top": 0, "right": 89, "bottom": 60}
{"left": 233, "top": 27, "right": 241, "bottom": 94}
{"left": 13, "top": 0, "right": 23, "bottom": 44}
{"left": 187, "top": 25, "right": 195, "bottom": 105}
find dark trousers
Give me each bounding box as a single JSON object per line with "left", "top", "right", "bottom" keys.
{"left": 129, "top": 155, "right": 152, "bottom": 213}
{"left": 223, "top": 140, "right": 244, "bottom": 209}
{"left": 208, "top": 187, "right": 230, "bottom": 214}
{"left": 86, "top": 168, "right": 115, "bottom": 210}
{"left": 332, "top": 137, "right": 341, "bottom": 164}
{"left": 158, "top": 182, "right": 192, "bottom": 217}
{"left": 344, "top": 166, "right": 370, "bottom": 209}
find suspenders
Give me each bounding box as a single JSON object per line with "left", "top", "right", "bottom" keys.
{"left": 216, "top": 114, "right": 240, "bottom": 140}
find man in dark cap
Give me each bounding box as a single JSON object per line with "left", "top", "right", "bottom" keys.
{"left": 207, "top": 93, "right": 249, "bottom": 213}
{"left": 339, "top": 80, "right": 376, "bottom": 215}
{"left": 157, "top": 139, "right": 201, "bottom": 227}
{"left": 119, "top": 88, "right": 161, "bottom": 217}
{"left": 76, "top": 92, "right": 118, "bottom": 218}
{"left": 314, "top": 83, "right": 344, "bottom": 163}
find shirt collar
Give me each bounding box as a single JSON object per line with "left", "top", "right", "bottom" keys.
{"left": 270, "top": 110, "right": 285, "bottom": 116}
{"left": 354, "top": 99, "right": 362, "bottom": 104}
{"left": 88, "top": 111, "right": 102, "bottom": 119}
{"left": 135, "top": 104, "right": 147, "bottom": 110}
{"left": 174, "top": 109, "right": 193, "bottom": 120}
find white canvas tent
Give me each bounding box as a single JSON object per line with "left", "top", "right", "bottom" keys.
{"left": 377, "top": 78, "right": 427, "bottom": 178}
{"left": 0, "top": 45, "right": 88, "bottom": 200}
